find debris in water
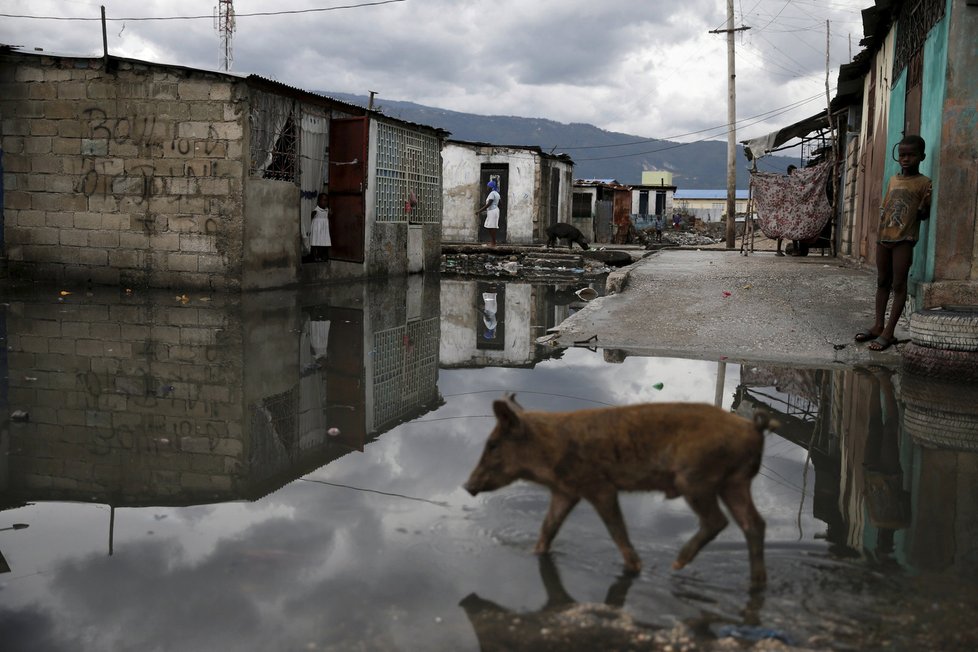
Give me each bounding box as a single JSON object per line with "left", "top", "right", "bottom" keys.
{"left": 328, "top": 427, "right": 341, "bottom": 437}
{"left": 652, "top": 382, "right": 664, "bottom": 390}
{"left": 722, "top": 291, "right": 732, "bottom": 297}
{"left": 11, "top": 410, "right": 29, "bottom": 422}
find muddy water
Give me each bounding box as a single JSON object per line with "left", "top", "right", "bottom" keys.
{"left": 1, "top": 277, "right": 977, "bottom": 651}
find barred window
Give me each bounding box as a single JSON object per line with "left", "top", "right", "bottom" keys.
{"left": 249, "top": 91, "right": 299, "bottom": 182}
{"left": 375, "top": 122, "right": 441, "bottom": 223}
{"left": 892, "top": 0, "right": 945, "bottom": 78}
{"left": 572, "top": 192, "right": 592, "bottom": 218}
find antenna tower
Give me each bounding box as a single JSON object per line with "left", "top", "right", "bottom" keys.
{"left": 214, "top": 0, "right": 236, "bottom": 71}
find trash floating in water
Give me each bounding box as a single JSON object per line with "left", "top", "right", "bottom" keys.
{"left": 327, "top": 427, "right": 341, "bottom": 437}
{"left": 59, "top": 290, "right": 71, "bottom": 296}
{"left": 716, "top": 625, "right": 795, "bottom": 645}
{"left": 722, "top": 291, "right": 732, "bottom": 297}
{"left": 11, "top": 410, "right": 30, "bottom": 422}
{"left": 175, "top": 294, "right": 190, "bottom": 304}
{"left": 652, "top": 382, "right": 664, "bottom": 390}
{"left": 575, "top": 287, "right": 598, "bottom": 301}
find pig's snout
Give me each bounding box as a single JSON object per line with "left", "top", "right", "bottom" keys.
{"left": 463, "top": 479, "right": 482, "bottom": 496}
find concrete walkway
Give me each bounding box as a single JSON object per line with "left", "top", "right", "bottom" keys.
{"left": 548, "top": 249, "right": 905, "bottom": 367}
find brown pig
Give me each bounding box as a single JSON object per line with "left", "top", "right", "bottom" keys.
{"left": 463, "top": 394, "right": 775, "bottom": 590}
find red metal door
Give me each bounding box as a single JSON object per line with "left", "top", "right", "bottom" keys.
{"left": 328, "top": 117, "right": 367, "bottom": 263}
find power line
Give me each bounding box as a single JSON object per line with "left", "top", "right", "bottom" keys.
{"left": 0, "top": 0, "right": 405, "bottom": 22}
{"left": 556, "top": 90, "right": 827, "bottom": 153}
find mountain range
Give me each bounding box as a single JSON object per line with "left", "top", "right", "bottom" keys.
{"left": 321, "top": 91, "right": 797, "bottom": 189}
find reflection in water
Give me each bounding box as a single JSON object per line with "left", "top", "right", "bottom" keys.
{"left": 0, "top": 276, "right": 442, "bottom": 512}
{"left": 440, "top": 279, "right": 601, "bottom": 368}
{"left": 737, "top": 363, "right": 978, "bottom": 578}
{"left": 460, "top": 555, "right": 654, "bottom": 652}
{"left": 1, "top": 277, "right": 978, "bottom": 650}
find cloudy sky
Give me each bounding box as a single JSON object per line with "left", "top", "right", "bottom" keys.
{"left": 1, "top": 0, "right": 868, "bottom": 143}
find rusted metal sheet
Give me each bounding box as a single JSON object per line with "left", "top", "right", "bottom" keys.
{"left": 328, "top": 117, "right": 367, "bottom": 263}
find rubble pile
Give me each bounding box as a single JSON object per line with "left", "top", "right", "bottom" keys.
{"left": 441, "top": 251, "right": 611, "bottom": 279}
{"left": 635, "top": 227, "right": 720, "bottom": 248}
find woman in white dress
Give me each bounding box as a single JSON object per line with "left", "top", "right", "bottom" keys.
{"left": 475, "top": 180, "right": 501, "bottom": 247}
{"left": 309, "top": 192, "right": 332, "bottom": 262}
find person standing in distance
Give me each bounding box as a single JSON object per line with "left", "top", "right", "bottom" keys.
{"left": 476, "top": 180, "right": 501, "bottom": 247}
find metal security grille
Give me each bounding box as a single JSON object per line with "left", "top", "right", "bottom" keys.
{"left": 375, "top": 122, "right": 441, "bottom": 223}
{"left": 249, "top": 92, "right": 299, "bottom": 182}
{"left": 893, "top": 0, "right": 945, "bottom": 78}
{"left": 248, "top": 385, "right": 299, "bottom": 466}
{"left": 372, "top": 318, "right": 439, "bottom": 431}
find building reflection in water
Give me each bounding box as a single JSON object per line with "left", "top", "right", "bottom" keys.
{"left": 439, "top": 278, "right": 601, "bottom": 369}
{"left": 735, "top": 363, "right": 978, "bottom": 577}
{"left": 0, "top": 275, "right": 442, "bottom": 520}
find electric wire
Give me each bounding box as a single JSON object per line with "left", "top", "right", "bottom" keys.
{"left": 0, "top": 0, "right": 405, "bottom": 22}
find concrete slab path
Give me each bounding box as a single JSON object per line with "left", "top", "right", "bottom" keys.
{"left": 548, "top": 249, "right": 906, "bottom": 366}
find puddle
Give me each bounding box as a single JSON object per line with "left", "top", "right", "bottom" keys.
{"left": 0, "top": 278, "right": 977, "bottom": 650}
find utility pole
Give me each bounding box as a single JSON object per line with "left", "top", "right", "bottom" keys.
{"left": 709, "top": 3, "right": 749, "bottom": 248}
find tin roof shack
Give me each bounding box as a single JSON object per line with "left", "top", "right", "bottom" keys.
{"left": 572, "top": 179, "right": 633, "bottom": 244}
{"left": 825, "top": 0, "right": 978, "bottom": 309}
{"left": 442, "top": 140, "right": 573, "bottom": 245}
{"left": 0, "top": 49, "right": 447, "bottom": 290}
{"left": 630, "top": 181, "right": 677, "bottom": 222}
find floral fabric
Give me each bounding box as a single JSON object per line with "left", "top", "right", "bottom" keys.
{"left": 751, "top": 159, "right": 833, "bottom": 240}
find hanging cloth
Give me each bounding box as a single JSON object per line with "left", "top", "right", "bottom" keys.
{"left": 751, "top": 158, "right": 833, "bottom": 241}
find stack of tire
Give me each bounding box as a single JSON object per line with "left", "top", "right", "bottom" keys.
{"left": 902, "top": 307, "right": 978, "bottom": 451}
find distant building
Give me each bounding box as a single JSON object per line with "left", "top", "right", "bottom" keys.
{"left": 672, "top": 189, "right": 749, "bottom": 222}
{"left": 572, "top": 179, "right": 632, "bottom": 243}
{"left": 641, "top": 170, "right": 673, "bottom": 186}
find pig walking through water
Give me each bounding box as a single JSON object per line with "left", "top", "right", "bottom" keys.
{"left": 463, "top": 394, "right": 775, "bottom": 590}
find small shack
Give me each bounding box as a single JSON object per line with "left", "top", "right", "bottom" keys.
{"left": 0, "top": 47, "right": 448, "bottom": 290}
{"left": 441, "top": 140, "right": 574, "bottom": 245}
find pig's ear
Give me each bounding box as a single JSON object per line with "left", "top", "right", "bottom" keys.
{"left": 492, "top": 395, "right": 525, "bottom": 434}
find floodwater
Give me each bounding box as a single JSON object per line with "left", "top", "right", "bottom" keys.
{"left": 1, "top": 276, "right": 977, "bottom": 651}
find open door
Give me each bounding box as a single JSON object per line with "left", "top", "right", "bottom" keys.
{"left": 479, "top": 164, "right": 508, "bottom": 244}
{"left": 328, "top": 117, "right": 367, "bottom": 263}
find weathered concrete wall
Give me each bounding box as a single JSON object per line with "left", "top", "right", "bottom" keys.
{"left": 438, "top": 279, "right": 534, "bottom": 366}
{"left": 4, "top": 291, "right": 248, "bottom": 504}
{"left": 243, "top": 180, "right": 300, "bottom": 289}
{"left": 442, "top": 143, "right": 543, "bottom": 245}
{"left": 929, "top": 0, "right": 978, "bottom": 292}
{"left": 0, "top": 54, "right": 246, "bottom": 290}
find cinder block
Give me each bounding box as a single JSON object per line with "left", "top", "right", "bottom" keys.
{"left": 57, "top": 81, "right": 87, "bottom": 99}
{"left": 76, "top": 249, "right": 108, "bottom": 266}
{"left": 60, "top": 229, "right": 88, "bottom": 246}
{"left": 74, "top": 212, "right": 103, "bottom": 229}
{"left": 2, "top": 135, "right": 25, "bottom": 153}
{"left": 177, "top": 81, "right": 211, "bottom": 101}
{"left": 150, "top": 233, "right": 181, "bottom": 251}
{"left": 52, "top": 137, "right": 81, "bottom": 155}
{"left": 16, "top": 210, "right": 46, "bottom": 227}
{"left": 57, "top": 121, "right": 83, "bottom": 138}
{"left": 45, "top": 211, "right": 74, "bottom": 228}
{"left": 88, "top": 231, "right": 120, "bottom": 248}
{"left": 180, "top": 234, "right": 216, "bottom": 253}
{"left": 30, "top": 120, "right": 59, "bottom": 136}
{"left": 44, "top": 174, "right": 76, "bottom": 192}
{"left": 28, "top": 82, "right": 58, "bottom": 99}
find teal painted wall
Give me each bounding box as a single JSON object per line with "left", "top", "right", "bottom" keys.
{"left": 888, "top": 2, "right": 951, "bottom": 296}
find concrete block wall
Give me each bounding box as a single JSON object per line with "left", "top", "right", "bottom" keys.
{"left": 0, "top": 54, "right": 246, "bottom": 290}
{"left": 4, "top": 292, "right": 247, "bottom": 505}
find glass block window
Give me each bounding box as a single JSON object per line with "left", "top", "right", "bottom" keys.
{"left": 375, "top": 121, "right": 441, "bottom": 223}
{"left": 371, "top": 318, "right": 440, "bottom": 432}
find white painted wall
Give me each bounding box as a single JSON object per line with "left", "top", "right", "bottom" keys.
{"left": 442, "top": 143, "right": 544, "bottom": 245}
{"left": 439, "top": 279, "right": 534, "bottom": 366}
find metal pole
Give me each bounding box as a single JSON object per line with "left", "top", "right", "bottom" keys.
{"left": 101, "top": 6, "right": 108, "bottom": 66}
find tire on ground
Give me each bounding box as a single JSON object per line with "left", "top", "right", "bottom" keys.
{"left": 901, "top": 342, "right": 978, "bottom": 381}
{"left": 909, "top": 308, "right": 978, "bottom": 351}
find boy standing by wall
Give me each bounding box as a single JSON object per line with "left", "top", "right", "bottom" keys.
{"left": 855, "top": 135, "right": 932, "bottom": 351}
